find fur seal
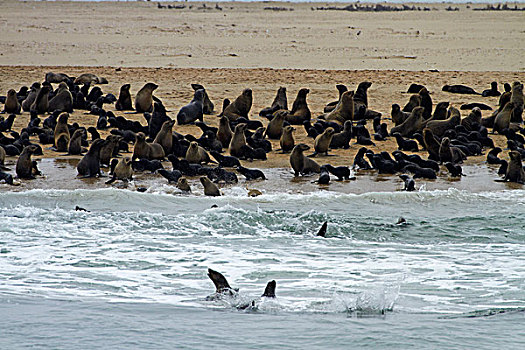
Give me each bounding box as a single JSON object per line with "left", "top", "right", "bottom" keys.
{"left": 21, "top": 83, "right": 40, "bottom": 112}
{"left": 330, "top": 120, "right": 353, "bottom": 149}
{"left": 260, "top": 86, "right": 287, "bottom": 117}
{"left": 223, "top": 88, "right": 252, "bottom": 121}
{"left": 200, "top": 176, "right": 221, "bottom": 196}
{"left": 442, "top": 84, "right": 480, "bottom": 95}
{"left": 45, "top": 72, "right": 71, "bottom": 84}
{"left": 3, "top": 89, "right": 21, "bottom": 114}
{"left": 313, "top": 127, "right": 335, "bottom": 156}
{"left": 422, "top": 128, "right": 441, "bottom": 161}
{"left": 265, "top": 110, "right": 287, "bottom": 139}
{"left": 419, "top": 87, "right": 433, "bottom": 119}
{"left": 105, "top": 157, "right": 133, "bottom": 184}
{"left": 390, "top": 106, "right": 425, "bottom": 137}
{"left": 132, "top": 132, "right": 165, "bottom": 160}
{"left": 482, "top": 82, "right": 501, "bottom": 97}
{"left": 0, "top": 145, "right": 7, "bottom": 170}
{"left": 493, "top": 102, "right": 515, "bottom": 134}
{"left": 439, "top": 137, "right": 465, "bottom": 164}
{"left": 460, "top": 107, "right": 482, "bottom": 131}
{"left": 68, "top": 129, "right": 85, "bottom": 155}
{"left": 217, "top": 116, "right": 233, "bottom": 149}
{"left": 501, "top": 151, "right": 525, "bottom": 184}
{"left": 30, "top": 85, "right": 51, "bottom": 115}
{"left": 285, "top": 88, "right": 311, "bottom": 125}
{"left": 115, "top": 84, "right": 133, "bottom": 111}
{"left": 74, "top": 73, "right": 108, "bottom": 85}
{"left": 15, "top": 145, "right": 39, "bottom": 179}
{"left": 407, "top": 84, "right": 425, "bottom": 93}
{"left": 237, "top": 166, "right": 266, "bottom": 180}
{"left": 177, "top": 89, "right": 205, "bottom": 125}
{"left": 153, "top": 120, "right": 175, "bottom": 154}
{"left": 325, "top": 164, "right": 352, "bottom": 181}
{"left": 280, "top": 125, "right": 295, "bottom": 153}
{"left": 403, "top": 94, "right": 421, "bottom": 113}
{"left": 353, "top": 81, "right": 377, "bottom": 119}
{"left": 444, "top": 162, "right": 464, "bottom": 177}
{"left": 77, "top": 139, "right": 106, "bottom": 177}
{"left": 135, "top": 83, "right": 158, "bottom": 113}
{"left": 186, "top": 141, "right": 212, "bottom": 164}
{"left": 54, "top": 112, "right": 70, "bottom": 152}
{"left": 510, "top": 82, "right": 524, "bottom": 123}
{"left": 100, "top": 135, "right": 122, "bottom": 166}
{"left": 290, "top": 143, "right": 320, "bottom": 176}
{"left": 48, "top": 82, "right": 73, "bottom": 113}
{"left": 399, "top": 174, "right": 415, "bottom": 191}
{"left": 191, "top": 83, "right": 214, "bottom": 114}
{"left": 323, "top": 84, "right": 348, "bottom": 113}
{"left": 229, "top": 123, "right": 247, "bottom": 158}
{"left": 391, "top": 104, "right": 410, "bottom": 126}
{"left": 325, "top": 91, "right": 354, "bottom": 125}
{"left": 177, "top": 177, "right": 191, "bottom": 192}
{"left": 425, "top": 106, "right": 461, "bottom": 138}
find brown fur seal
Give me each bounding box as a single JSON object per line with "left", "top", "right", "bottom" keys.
{"left": 419, "top": 87, "right": 433, "bottom": 119}
{"left": 229, "top": 123, "right": 247, "bottom": 158}
{"left": 280, "top": 125, "right": 295, "bottom": 153}
{"left": 439, "top": 137, "right": 465, "bottom": 164}
{"left": 324, "top": 84, "right": 348, "bottom": 113}
{"left": 390, "top": 106, "right": 425, "bottom": 137}
{"left": 16, "top": 145, "right": 39, "bottom": 179}
{"left": 132, "top": 132, "right": 165, "bottom": 160}
{"left": 270, "top": 86, "right": 288, "bottom": 110}
{"left": 153, "top": 120, "right": 175, "bottom": 154}
{"left": 54, "top": 112, "right": 70, "bottom": 152}
{"left": 100, "top": 135, "right": 122, "bottom": 166}
{"left": 460, "top": 107, "right": 482, "bottom": 131}
{"left": 30, "top": 85, "right": 51, "bottom": 115}
{"left": 313, "top": 127, "right": 335, "bottom": 156}
{"left": 48, "top": 82, "right": 73, "bottom": 113}
{"left": 74, "top": 73, "right": 108, "bottom": 85}
{"left": 425, "top": 106, "right": 461, "bottom": 138}
{"left": 135, "top": 83, "right": 158, "bottom": 113}
{"left": 45, "top": 72, "right": 70, "bottom": 84}
{"left": 510, "top": 82, "right": 524, "bottom": 123}
{"left": 217, "top": 116, "right": 233, "bottom": 149}
{"left": 77, "top": 139, "right": 106, "bottom": 177}
{"left": 422, "top": 128, "right": 441, "bottom": 161}
{"left": 223, "top": 88, "right": 252, "bottom": 121}
{"left": 0, "top": 145, "right": 6, "bottom": 169}
{"left": 265, "top": 110, "right": 287, "bottom": 139}
{"left": 3, "top": 89, "right": 21, "bottom": 114}
{"left": 105, "top": 157, "right": 133, "bottom": 184}
{"left": 186, "top": 141, "right": 212, "bottom": 164}
{"left": 391, "top": 104, "right": 410, "bottom": 126}
{"left": 21, "top": 83, "right": 40, "bottom": 112}
{"left": 176, "top": 177, "right": 191, "bottom": 192}
{"left": 68, "top": 129, "right": 85, "bottom": 155}
{"left": 493, "top": 102, "right": 515, "bottom": 134}
{"left": 286, "top": 88, "right": 311, "bottom": 125}
{"left": 403, "top": 94, "right": 421, "bottom": 113}
{"left": 325, "top": 90, "right": 354, "bottom": 125}
{"left": 290, "top": 143, "right": 320, "bottom": 176}
{"left": 115, "top": 84, "right": 133, "bottom": 111}
{"left": 200, "top": 176, "right": 221, "bottom": 196}
{"left": 502, "top": 151, "right": 525, "bottom": 184}
{"left": 191, "top": 83, "right": 214, "bottom": 114}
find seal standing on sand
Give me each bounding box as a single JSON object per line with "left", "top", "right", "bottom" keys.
{"left": 132, "top": 132, "right": 165, "bottom": 161}
{"left": 3, "top": 89, "right": 21, "bottom": 114}
{"left": 177, "top": 89, "right": 204, "bottom": 125}
{"left": 493, "top": 102, "right": 515, "bottom": 134}
{"left": 77, "top": 139, "right": 106, "bottom": 177}
{"left": 135, "top": 83, "right": 158, "bottom": 113}
{"left": 280, "top": 125, "right": 295, "bottom": 153}
{"left": 153, "top": 120, "right": 175, "bottom": 154}
{"left": 265, "top": 110, "right": 287, "bottom": 139}
{"left": 105, "top": 157, "right": 133, "bottom": 184}
{"left": 15, "top": 145, "right": 39, "bottom": 179}
{"left": 191, "top": 83, "right": 214, "bottom": 114}
{"left": 115, "top": 84, "right": 133, "bottom": 111}
{"left": 223, "top": 88, "right": 252, "bottom": 121}
{"left": 229, "top": 123, "right": 247, "bottom": 158}
{"left": 313, "top": 127, "right": 335, "bottom": 156}
{"left": 54, "top": 112, "right": 70, "bottom": 152}
{"left": 217, "top": 116, "right": 233, "bottom": 149}
{"left": 510, "top": 81, "right": 524, "bottom": 123}
{"left": 21, "top": 83, "right": 40, "bottom": 112}
{"left": 390, "top": 106, "right": 425, "bottom": 137}
{"left": 325, "top": 91, "right": 354, "bottom": 125}
{"left": 48, "top": 82, "right": 73, "bottom": 113}
{"left": 286, "top": 88, "right": 311, "bottom": 125}
{"left": 68, "top": 129, "right": 85, "bottom": 155}
{"left": 30, "top": 85, "right": 51, "bottom": 115}
{"left": 200, "top": 176, "right": 221, "bottom": 196}
{"left": 290, "top": 143, "right": 321, "bottom": 176}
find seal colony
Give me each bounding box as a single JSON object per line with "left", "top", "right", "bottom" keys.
{"left": 0, "top": 69, "right": 524, "bottom": 193}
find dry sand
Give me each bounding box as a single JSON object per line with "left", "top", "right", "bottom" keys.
{"left": 0, "top": 1, "right": 524, "bottom": 191}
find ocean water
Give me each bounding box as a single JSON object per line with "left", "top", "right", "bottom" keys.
{"left": 1, "top": 173, "right": 525, "bottom": 348}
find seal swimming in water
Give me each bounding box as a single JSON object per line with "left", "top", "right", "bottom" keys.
{"left": 285, "top": 88, "right": 311, "bottom": 125}
{"left": 177, "top": 89, "right": 205, "bottom": 125}
{"left": 223, "top": 88, "right": 252, "bottom": 121}
{"left": 135, "top": 83, "right": 158, "bottom": 113}
{"left": 115, "top": 84, "right": 133, "bottom": 111}
{"left": 76, "top": 139, "right": 106, "bottom": 177}
{"left": 15, "top": 145, "right": 39, "bottom": 179}
{"left": 200, "top": 176, "right": 221, "bottom": 196}
{"left": 290, "top": 143, "right": 321, "bottom": 176}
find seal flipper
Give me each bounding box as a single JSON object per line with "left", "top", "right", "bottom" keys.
{"left": 262, "top": 280, "right": 276, "bottom": 298}
{"left": 207, "top": 268, "right": 234, "bottom": 294}
{"left": 317, "top": 221, "right": 328, "bottom": 237}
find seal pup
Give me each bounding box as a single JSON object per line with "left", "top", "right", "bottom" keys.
{"left": 186, "top": 141, "right": 212, "bottom": 164}
{"left": 236, "top": 165, "right": 266, "bottom": 180}
{"left": 177, "top": 89, "right": 205, "bottom": 125}
{"left": 132, "top": 132, "right": 165, "bottom": 161}
{"left": 353, "top": 147, "right": 372, "bottom": 170}
{"left": 191, "top": 83, "right": 214, "bottom": 114}
{"left": 325, "top": 90, "right": 354, "bottom": 125}
{"left": 403, "top": 94, "right": 421, "bottom": 113}
{"left": 77, "top": 139, "right": 106, "bottom": 177}
{"left": 279, "top": 125, "right": 295, "bottom": 153}
{"left": 15, "top": 145, "right": 39, "bottom": 179}
{"left": 229, "top": 123, "right": 247, "bottom": 158}
{"left": 53, "top": 112, "right": 70, "bottom": 152}
{"left": 176, "top": 177, "right": 191, "bottom": 192}
{"left": 200, "top": 176, "right": 221, "bottom": 196}
{"left": 311, "top": 127, "right": 335, "bottom": 156}
{"left": 153, "top": 119, "right": 175, "bottom": 154}
{"left": 115, "top": 84, "right": 133, "bottom": 111}
{"left": 330, "top": 120, "right": 352, "bottom": 149}
{"left": 210, "top": 151, "right": 241, "bottom": 168}
{"left": 30, "top": 85, "right": 51, "bottom": 115}
{"left": 324, "top": 164, "right": 352, "bottom": 181}
{"left": 99, "top": 135, "right": 122, "bottom": 166}
{"left": 48, "top": 82, "right": 73, "bottom": 113}
{"left": 444, "top": 162, "right": 464, "bottom": 177}
{"left": 0, "top": 145, "right": 8, "bottom": 170}
{"left": 315, "top": 166, "right": 331, "bottom": 185}
{"left": 3, "top": 89, "right": 21, "bottom": 114}
{"left": 135, "top": 83, "right": 158, "bottom": 113}
{"left": 487, "top": 147, "right": 504, "bottom": 165}
{"left": 105, "top": 157, "right": 133, "bottom": 184}
{"left": 391, "top": 104, "right": 410, "bottom": 126}
{"left": 439, "top": 137, "right": 464, "bottom": 164}
{"left": 285, "top": 88, "right": 311, "bottom": 125}
{"left": 399, "top": 174, "right": 415, "bottom": 191}
{"left": 392, "top": 132, "right": 418, "bottom": 152}
{"left": 223, "top": 88, "right": 252, "bottom": 121}
{"left": 290, "top": 143, "right": 321, "bottom": 176}
{"left": 265, "top": 110, "right": 287, "bottom": 139}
